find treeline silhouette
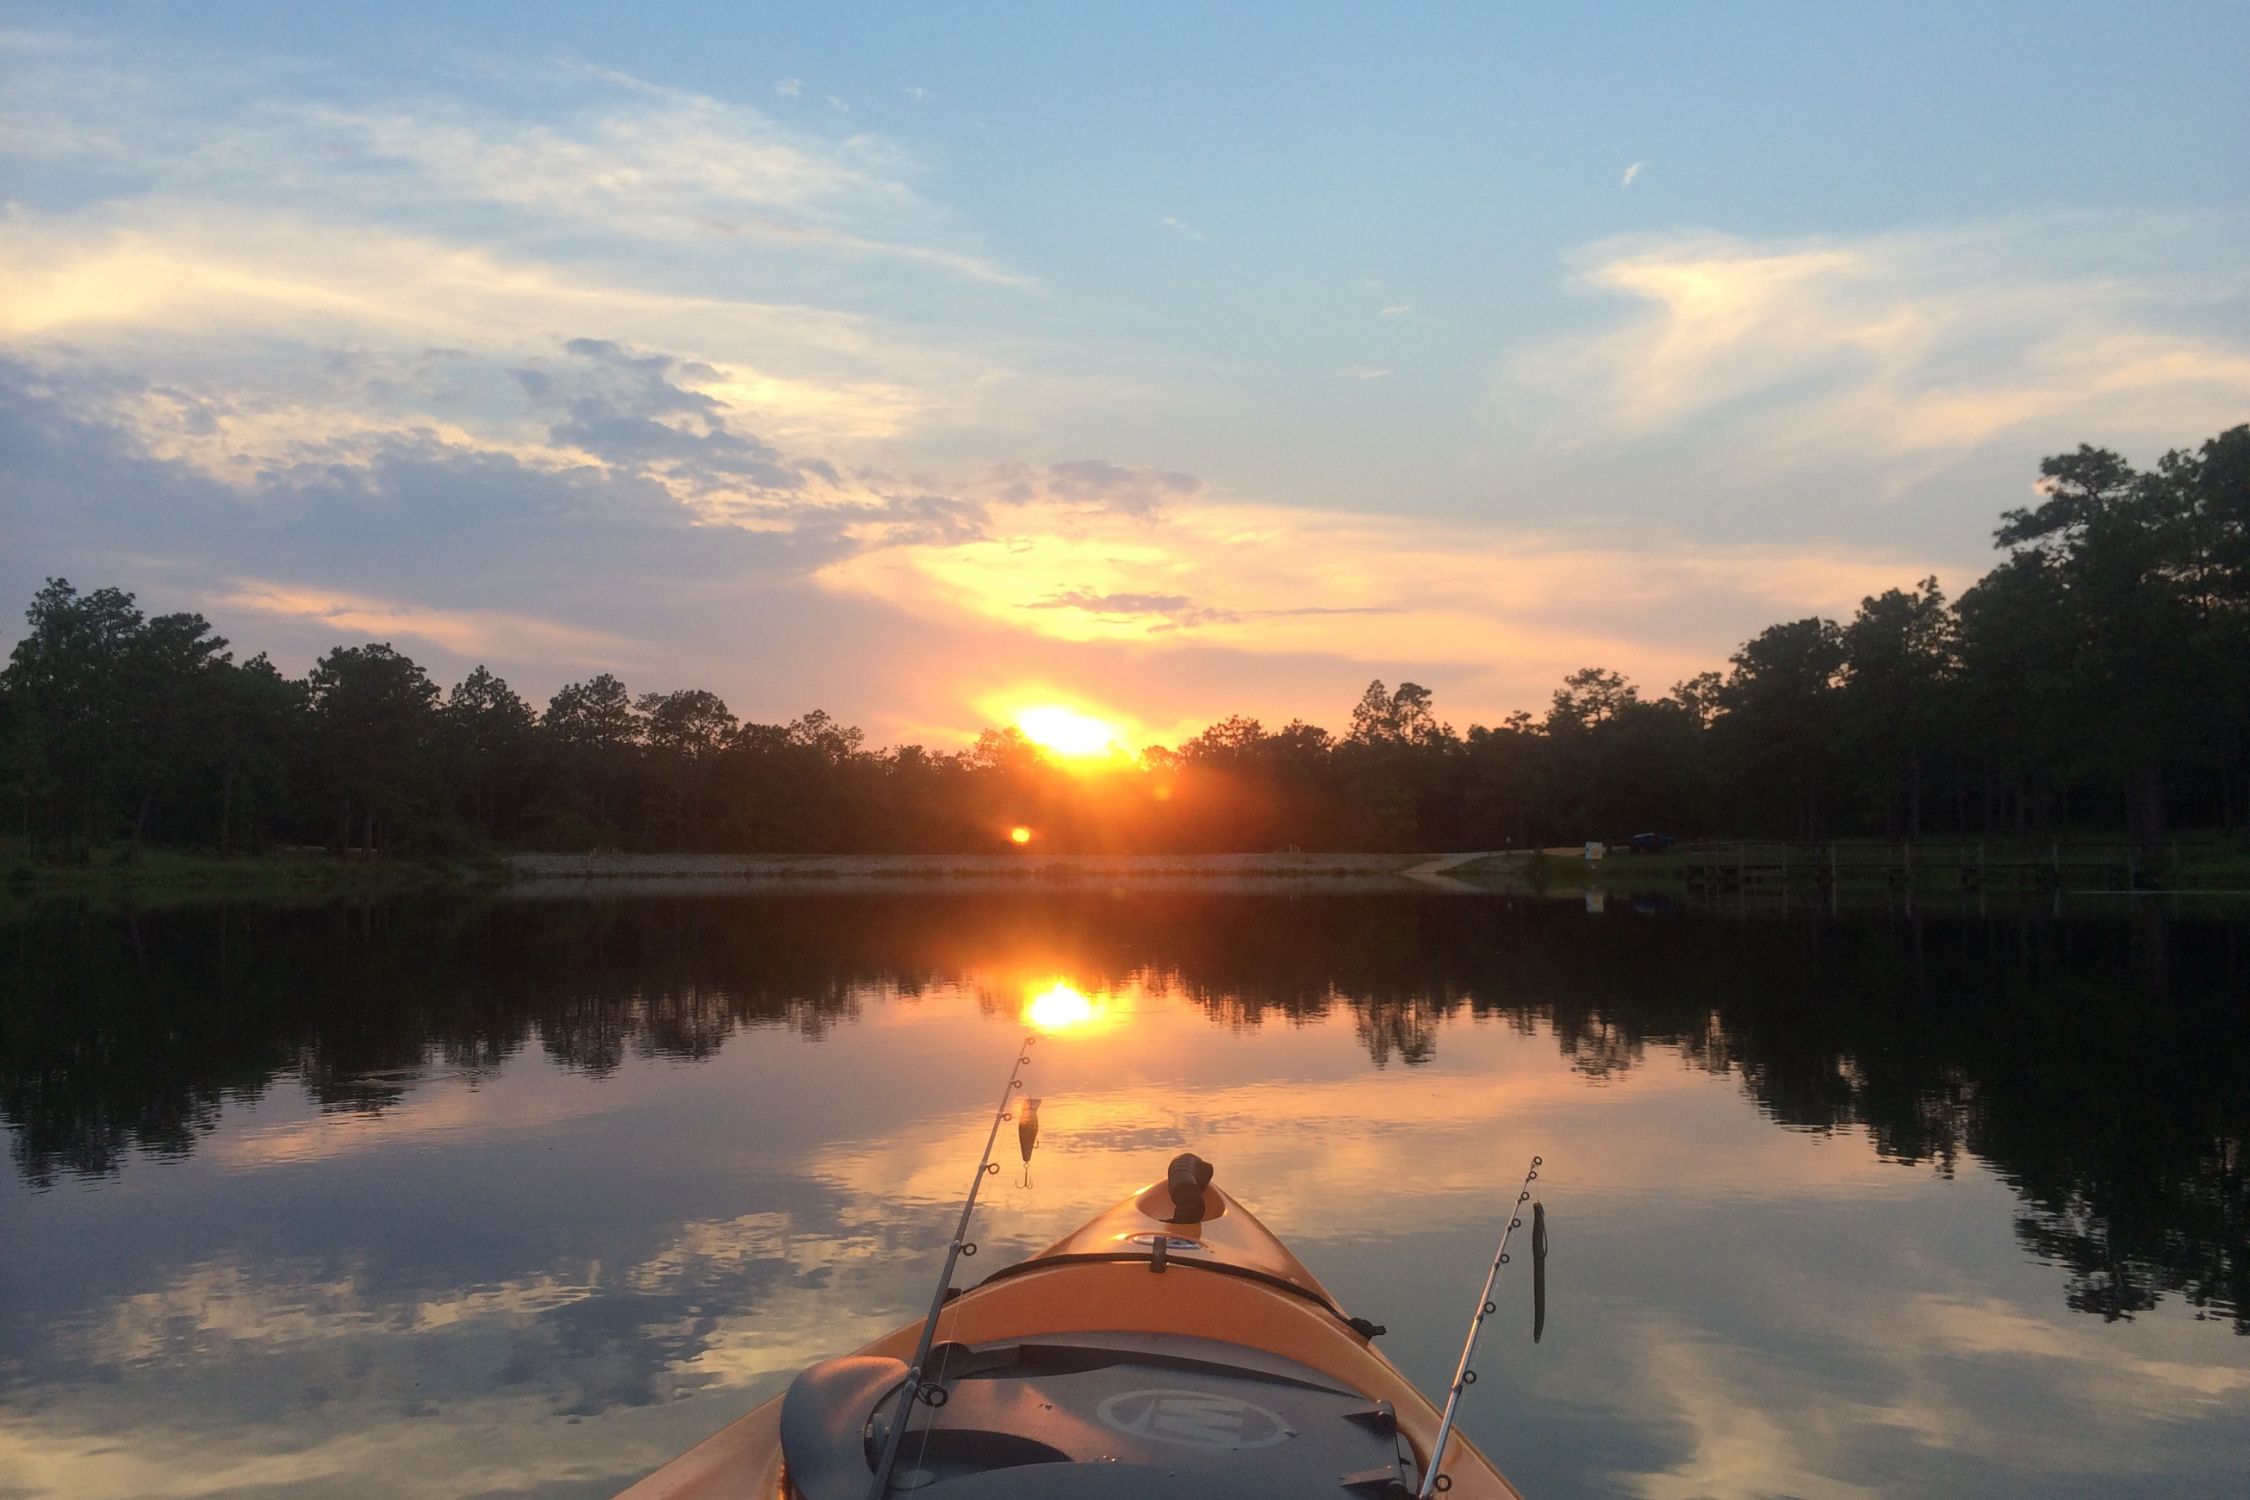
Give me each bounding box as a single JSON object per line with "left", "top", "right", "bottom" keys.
{"left": 4, "top": 427, "right": 2245, "bottom": 855}
{"left": 3, "top": 892, "right": 2242, "bottom": 1329}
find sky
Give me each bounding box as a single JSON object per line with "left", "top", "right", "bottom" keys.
{"left": 3, "top": 2, "right": 2247, "bottom": 751}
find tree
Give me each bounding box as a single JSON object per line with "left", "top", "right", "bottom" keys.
{"left": 213, "top": 654, "right": 310, "bottom": 854}
{"left": 1992, "top": 446, "right": 2205, "bottom": 848}
{"left": 2, "top": 579, "right": 145, "bottom": 849}
{"left": 1668, "top": 672, "right": 1725, "bottom": 729}
{"left": 1840, "top": 577, "right": 1953, "bottom": 838}
{"left": 636, "top": 689, "right": 738, "bottom": 846}
{"left": 1954, "top": 553, "right": 2072, "bottom": 834}
{"left": 308, "top": 643, "right": 439, "bottom": 852}
{"left": 1348, "top": 680, "right": 1450, "bottom": 746}
{"left": 442, "top": 667, "right": 538, "bottom": 838}
{"left": 119, "top": 611, "right": 238, "bottom": 853}
{"left": 640, "top": 689, "right": 736, "bottom": 761}
{"left": 544, "top": 674, "right": 641, "bottom": 756}
{"left": 544, "top": 673, "right": 642, "bottom": 832}
{"left": 787, "top": 709, "right": 865, "bottom": 762}
{"left": 1546, "top": 667, "right": 1637, "bottom": 736}
{"left": 1180, "top": 715, "right": 1267, "bottom": 764}
{"left": 2155, "top": 425, "right": 2250, "bottom": 829}
{"left": 1715, "top": 618, "right": 1847, "bottom": 839}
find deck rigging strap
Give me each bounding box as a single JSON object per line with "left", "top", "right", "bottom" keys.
{"left": 1418, "top": 1154, "right": 1542, "bottom": 1500}
{"left": 866, "top": 1033, "right": 1037, "bottom": 1499}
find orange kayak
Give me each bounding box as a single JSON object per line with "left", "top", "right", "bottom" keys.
{"left": 617, "top": 1163, "right": 1524, "bottom": 1499}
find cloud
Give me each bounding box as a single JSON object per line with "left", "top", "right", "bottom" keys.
{"left": 528, "top": 338, "right": 818, "bottom": 498}
{"left": 775, "top": 77, "right": 802, "bottom": 97}
{"left": 818, "top": 486, "right": 1947, "bottom": 700}
{"left": 211, "top": 581, "right": 632, "bottom": 664}
{"left": 1619, "top": 1332, "right": 1885, "bottom": 1500}
{"left": 990, "top": 459, "right": 1204, "bottom": 520}
{"left": 1020, "top": 590, "right": 1405, "bottom": 634}
{"left": 14, "top": 34, "right": 2243, "bottom": 744}
{"left": 0, "top": 356, "right": 857, "bottom": 669}
{"left": 4, "top": 339, "right": 1954, "bottom": 736}
{"left": 1509, "top": 217, "right": 2250, "bottom": 464}
{"left": 1024, "top": 589, "right": 1238, "bottom": 629}
{"left": 2, "top": 48, "right": 1025, "bottom": 284}
{"left": 1621, "top": 160, "right": 1646, "bottom": 188}
{"left": 0, "top": 206, "right": 981, "bottom": 449}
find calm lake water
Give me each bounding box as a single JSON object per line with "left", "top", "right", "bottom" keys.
{"left": 3, "top": 888, "right": 2246, "bottom": 1498}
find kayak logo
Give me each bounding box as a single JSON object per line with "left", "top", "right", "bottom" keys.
{"left": 1095, "top": 1389, "right": 1292, "bottom": 1449}
{"left": 1122, "top": 1232, "right": 1206, "bottom": 1252}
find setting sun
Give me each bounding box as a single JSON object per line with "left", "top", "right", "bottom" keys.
{"left": 1015, "top": 705, "right": 1129, "bottom": 761}
{"left": 1008, "top": 825, "right": 1032, "bottom": 845}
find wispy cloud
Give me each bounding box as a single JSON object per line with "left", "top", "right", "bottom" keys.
{"left": 1, "top": 50, "right": 1026, "bottom": 284}
{"left": 775, "top": 77, "right": 802, "bottom": 97}
{"left": 1380, "top": 305, "right": 1412, "bottom": 316}
{"left": 1159, "top": 215, "right": 1207, "bottom": 242}
{"left": 0, "top": 207, "right": 966, "bottom": 447}
{"left": 210, "top": 580, "right": 630, "bottom": 663}
{"left": 819, "top": 488, "right": 1943, "bottom": 700}
{"left": 989, "top": 459, "right": 1203, "bottom": 520}
{"left": 1621, "top": 160, "right": 1646, "bottom": 188}
{"left": 1335, "top": 366, "right": 1393, "bottom": 380}
{"left": 1024, "top": 589, "right": 1236, "bottom": 629}
{"left": 1510, "top": 217, "right": 2250, "bottom": 462}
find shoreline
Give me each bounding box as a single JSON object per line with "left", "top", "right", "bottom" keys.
{"left": 7, "top": 843, "right": 2247, "bottom": 909}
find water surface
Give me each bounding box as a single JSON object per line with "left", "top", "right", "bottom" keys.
{"left": 3, "top": 892, "right": 2245, "bottom": 1497}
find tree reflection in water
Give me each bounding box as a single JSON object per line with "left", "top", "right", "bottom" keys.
{"left": 1, "top": 892, "right": 2242, "bottom": 1331}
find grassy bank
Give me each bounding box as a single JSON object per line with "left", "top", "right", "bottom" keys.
{"left": 2, "top": 844, "right": 508, "bottom": 908}
{"left": 1480, "top": 837, "right": 2250, "bottom": 894}
{"left": 11, "top": 839, "right": 2249, "bottom": 908}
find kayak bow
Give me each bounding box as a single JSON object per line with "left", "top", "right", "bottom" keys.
{"left": 617, "top": 1155, "right": 1523, "bottom": 1500}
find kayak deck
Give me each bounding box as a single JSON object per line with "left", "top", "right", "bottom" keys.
{"left": 617, "top": 1179, "right": 1522, "bottom": 1499}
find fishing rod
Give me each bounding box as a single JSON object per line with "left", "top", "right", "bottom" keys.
{"left": 1418, "top": 1154, "right": 1541, "bottom": 1500}
{"left": 867, "top": 1033, "right": 1037, "bottom": 1500}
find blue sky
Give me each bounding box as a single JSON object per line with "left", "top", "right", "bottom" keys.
{"left": 4, "top": 3, "right": 2246, "bottom": 747}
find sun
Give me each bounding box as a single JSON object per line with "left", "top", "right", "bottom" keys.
{"left": 1015, "top": 705, "right": 1128, "bottom": 761}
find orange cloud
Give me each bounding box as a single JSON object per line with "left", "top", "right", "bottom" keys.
{"left": 210, "top": 580, "right": 628, "bottom": 664}
{"left": 821, "top": 494, "right": 1940, "bottom": 690}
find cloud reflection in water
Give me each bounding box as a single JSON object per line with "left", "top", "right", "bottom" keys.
{"left": 1, "top": 893, "right": 2246, "bottom": 1498}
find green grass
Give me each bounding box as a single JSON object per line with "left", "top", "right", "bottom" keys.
{"left": 2176, "top": 844, "right": 2250, "bottom": 890}
{"left": 1584, "top": 845, "right": 2250, "bottom": 890}
{"left": 1446, "top": 838, "right": 2250, "bottom": 894}
{"left": 2, "top": 843, "right": 509, "bottom": 909}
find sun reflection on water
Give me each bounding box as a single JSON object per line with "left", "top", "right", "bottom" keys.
{"left": 1024, "top": 980, "right": 1104, "bottom": 1033}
